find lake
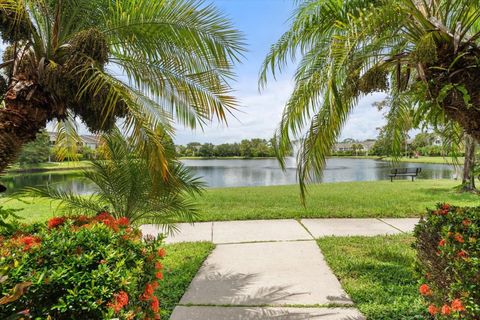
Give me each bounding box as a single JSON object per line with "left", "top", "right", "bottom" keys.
{"left": 1, "top": 158, "right": 459, "bottom": 194}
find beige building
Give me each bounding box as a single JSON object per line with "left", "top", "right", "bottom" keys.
{"left": 333, "top": 139, "right": 376, "bottom": 154}
{"left": 47, "top": 132, "right": 100, "bottom": 150}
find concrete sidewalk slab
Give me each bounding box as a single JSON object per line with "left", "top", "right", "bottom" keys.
{"left": 140, "top": 222, "right": 212, "bottom": 244}
{"left": 380, "top": 218, "right": 419, "bottom": 233}
{"left": 212, "top": 220, "right": 312, "bottom": 244}
{"left": 301, "top": 219, "right": 400, "bottom": 237}
{"left": 170, "top": 306, "right": 365, "bottom": 320}
{"left": 180, "top": 241, "right": 352, "bottom": 306}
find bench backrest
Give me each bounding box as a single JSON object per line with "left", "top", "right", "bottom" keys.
{"left": 391, "top": 168, "right": 421, "bottom": 175}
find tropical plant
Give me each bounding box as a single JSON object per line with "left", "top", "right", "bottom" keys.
{"left": 260, "top": 0, "right": 480, "bottom": 196}
{"left": 0, "top": 0, "right": 244, "bottom": 175}
{"left": 25, "top": 130, "right": 205, "bottom": 234}
{"left": 0, "top": 214, "right": 166, "bottom": 319}
{"left": 414, "top": 203, "right": 480, "bottom": 318}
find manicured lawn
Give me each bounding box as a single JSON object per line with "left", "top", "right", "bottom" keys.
{"left": 1, "top": 179, "right": 479, "bottom": 223}
{"left": 317, "top": 235, "right": 426, "bottom": 319}
{"left": 159, "top": 242, "right": 214, "bottom": 319}
{"left": 195, "top": 179, "right": 479, "bottom": 221}
{"left": 382, "top": 156, "right": 464, "bottom": 165}
{"left": 6, "top": 160, "right": 92, "bottom": 174}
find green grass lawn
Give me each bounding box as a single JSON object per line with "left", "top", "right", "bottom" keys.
{"left": 318, "top": 235, "right": 426, "bottom": 319}
{"left": 381, "top": 156, "right": 464, "bottom": 165}
{"left": 195, "top": 179, "right": 479, "bottom": 221}
{"left": 1, "top": 179, "right": 479, "bottom": 223}
{"left": 6, "top": 160, "right": 92, "bottom": 174}
{"left": 159, "top": 242, "right": 214, "bottom": 319}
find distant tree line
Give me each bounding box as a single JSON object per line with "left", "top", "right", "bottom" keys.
{"left": 176, "top": 139, "right": 275, "bottom": 158}
{"left": 371, "top": 130, "right": 464, "bottom": 157}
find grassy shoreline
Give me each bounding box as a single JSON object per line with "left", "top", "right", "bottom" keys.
{"left": 332, "top": 155, "right": 464, "bottom": 165}
{"left": 2, "top": 179, "right": 478, "bottom": 223}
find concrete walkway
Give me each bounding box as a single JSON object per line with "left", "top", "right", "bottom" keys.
{"left": 141, "top": 218, "right": 418, "bottom": 320}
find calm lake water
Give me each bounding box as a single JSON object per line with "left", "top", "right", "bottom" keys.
{"left": 1, "top": 158, "right": 458, "bottom": 194}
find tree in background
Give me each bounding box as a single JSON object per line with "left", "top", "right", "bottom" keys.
{"left": 17, "top": 130, "right": 51, "bottom": 165}
{"left": 198, "top": 143, "right": 215, "bottom": 157}
{"left": 260, "top": 0, "right": 480, "bottom": 197}
{"left": 185, "top": 142, "right": 202, "bottom": 157}
{"left": 0, "top": 0, "right": 244, "bottom": 176}
{"left": 176, "top": 139, "right": 274, "bottom": 158}
{"left": 240, "top": 139, "right": 253, "bottom": 158}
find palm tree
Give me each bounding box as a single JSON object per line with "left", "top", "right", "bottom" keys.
{"left": 0, "top": 0, "right": 244, "bottom": 174}
{"left": 25, "top": 129, "right": 205, "bottom": 234}
{"left": 260, "top": 0, "right": 480, "bottom": 196}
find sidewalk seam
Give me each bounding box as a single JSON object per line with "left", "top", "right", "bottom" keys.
{"left": 296, "top": 219, "right": 316, "bottom": 240}
{"left": 376, "top": 218, "right": 405, "bottom": 233}
{"left": 210, "top": 222, "right": 214, "bottom": 242}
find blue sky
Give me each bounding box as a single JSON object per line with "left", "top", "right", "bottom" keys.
{"left": 174, "top": 0, "right": 387, "bottom": 145}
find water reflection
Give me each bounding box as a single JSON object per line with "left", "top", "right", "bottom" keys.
{"left": 182, "top": 158, "right": 456, "bottom": 188}
{"left": 1, "top": 158, "right": 457, "bottom": 194}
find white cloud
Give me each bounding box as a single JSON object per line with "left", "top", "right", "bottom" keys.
{"left": 174, "top": 78, "right": 388, "bottom": 145}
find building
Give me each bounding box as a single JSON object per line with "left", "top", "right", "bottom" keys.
{"left": 47, "top": 132, "right": 101, "bottom": 150}
{"left": 332, "top": 139, "right": 376, "bottom": 154}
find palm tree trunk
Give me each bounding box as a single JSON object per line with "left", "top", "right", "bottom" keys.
{"left": 0, "top": 76, "right": 50, "bottom": 173}
{"left": 461, "top": 134, "right": 476, "bottom": 192}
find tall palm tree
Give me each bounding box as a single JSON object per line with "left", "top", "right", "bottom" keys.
{"left": 0, "top": 0, "right": 244, "bottom": 174}
{"left": 260, "top": 0, "right": 480, "bottom": 196}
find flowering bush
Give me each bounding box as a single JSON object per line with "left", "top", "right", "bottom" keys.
{"left": 414, "top": 203, "right": 479, "bottom": 319}
{"left": 0, "top": 213, "right": 165, "bottom": 319}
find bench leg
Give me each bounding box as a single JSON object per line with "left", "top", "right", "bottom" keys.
{"left": 391, "top": 177, "right": 393, "bottom": 182}
{"left": 411, "top": 176, "right": 415, "bottom": 182}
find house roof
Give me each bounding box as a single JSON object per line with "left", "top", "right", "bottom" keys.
{"left": 47, "top": 132, "right": 100, "bottom": 145}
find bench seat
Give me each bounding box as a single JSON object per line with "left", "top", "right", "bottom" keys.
{"left": 389, "top": 168, "right": 421, "bottom": 182}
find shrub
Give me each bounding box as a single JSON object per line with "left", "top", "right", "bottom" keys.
{"left": 414, "top": 204, "right": 479, "bottom": 319}
{"left": 0, "top": 213, "right": 166, "bottom": 319}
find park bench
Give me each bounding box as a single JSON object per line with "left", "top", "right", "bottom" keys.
{"left": 389, "top": 168, "right": 422, "bottom": 182}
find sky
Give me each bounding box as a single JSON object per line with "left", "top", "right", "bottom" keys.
{"left": 173, "top": 0, "right": 387, "bottom": 145}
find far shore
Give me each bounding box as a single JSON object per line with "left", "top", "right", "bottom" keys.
{"left": 3, "top": 155, "right": 462, "bottom": 175}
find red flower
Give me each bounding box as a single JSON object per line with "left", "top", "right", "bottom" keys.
{"left": 47, "top": 217, "right": 65, "bottom": 229}
{"left": 150, "top": 296, "right": 160, "bottom": 313}
{"left": 457, "top": 250, "right": 468, "bottom": 259}
{"left": 451, "top": 299, "right": 465, "bottom": 312}
{"left": 116, "top": 217, "right": 129, "bottom": 227}
{"left": 441, "top": 305, "right": 451, "bottom": 315}
{"left": 441, "top": 203, "right": 450, "bottom": 211}
{"left": 96, "top": 212, "right": 114, "bottom": 221}
{"left": 151, "top": 281, "right": 159, "bottom": 290}
{"left": 428, "top": 305, "right": 439, "bottom": 316}
{"left": 419, "top": 284, "right": 431, "bottom": 296}
{"left": 155, "top": 272, "right": 163, "bottom": 280}
{"left": 157, "top": 248, "right": 166, "bottom": 258}
{"left": 141, "top": 283, "right": 154, "bottom": 300}
{"left": 18, "top": 236, "right": 41, "bottom": 251}
{"left": 438, "top": 239, "right": 446, "bottom": 247}
{"left": 155, "top": 262, "right": 163, "bottom": 270}
{"left": 462, "top": 219, "right": 472, "bottom": 227}
{"left": 107, "top": 291, "right": 129, "bottom": 313}
{"left": 454, "top": 233, "right": 465, "bottom": 243}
